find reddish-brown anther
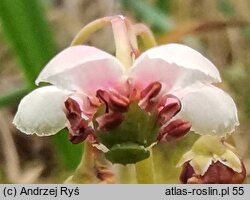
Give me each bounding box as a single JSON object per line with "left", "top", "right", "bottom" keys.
{"left": 158, "top": 119, "right": 191, "bottom": 142}
{"left": 180, "top": 161, "right": 246, "bottom": 184}
{"left": 96, "top": 112, "right": 124, "bottom": 131}
{"left": 68, "top": 126, "right": 94, "bottom": 144}
{"left": 65, "top": 97, "right": 82, "bottom": 115}
{"left": 65, "top": 97, "right": 93, "bottom": 144}
{"left": 139, "top": 81, "right": 162, "bottom": 111}
{"left": 157, "top": 95, "right": 181, "bottom": 125}
{"left": 96, "top": 90, "right": 129, "bottom": 113}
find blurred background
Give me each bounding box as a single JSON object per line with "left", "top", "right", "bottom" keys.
{"left": 0, "top": 0, "right": 250, "bottom": 183}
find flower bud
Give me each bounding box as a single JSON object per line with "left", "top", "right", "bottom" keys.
{"left": 180, "top": 160, "right": 246, "bottom": 184}
{"left": 177, "top": 135, "right": 246, "bottom": 184}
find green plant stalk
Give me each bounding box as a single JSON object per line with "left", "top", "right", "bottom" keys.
{"left": 71, "top": 16, "right": 113, "bottom": 46}
{"left": 133, "top": 23, "right": 157, "bottom": 50}
{"left": 64, "top": 142, "right": 98, "bottom": 183}
{"left": 117, "top": 164, "right": 136, "bottom": 183}
{"left": 135, "top": 149, "right": 155, "bottom": 183}
{"left": 0, "top": 0, "right": 56, "bottom": 85}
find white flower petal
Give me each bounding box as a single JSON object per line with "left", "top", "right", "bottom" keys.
{"left": 36, "top": 45, "right": 125, "bottom": 95}
{"left": 175, "top": 85, "right": 239, "bottom": 135}
{"left": 129, "top": 43, "right": 221, "bottom": 92}
{"left": 13, "top": 86, "right": 71, "bottom": 136}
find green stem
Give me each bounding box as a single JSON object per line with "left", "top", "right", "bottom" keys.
{"left": 64, "top": 142, "right": 98, "bottom": 183}
{"left": 133, "top": 23, "right": 157, "bottom": 49}
{"left": 135, "top": 149, "right": 155, "bottom": 183}
{"left": 71, "top": 16, "right": 112, "bottom": 46}
{"left": 117, "top": 164, "right": 136, "bottom": 183}
{"left": 70, "top": 15, "right": 133, "bottom": 68}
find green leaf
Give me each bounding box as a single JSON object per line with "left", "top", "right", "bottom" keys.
{"left": 119, "top": 0, "right": 173, "bottom": 33}
{"left": 0, "top": 0, "right": 82, "bottom": 170}
{"left": 0, "top": 0, "right": 56, "bottom": 85}
{"left": 156, "top": 0, "right": 173, "bottom": 13}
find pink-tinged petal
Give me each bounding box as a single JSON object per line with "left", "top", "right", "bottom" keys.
{"left": 13, "top": 86, "right": 71, "bottom": 136}
{"left": 36, "top": 45, "right": 126, "bottom": 95}
{"left": 129, "top": 43, "right": 221, "bottom": 92}
{"left": 68, "top": 93, "right": 100, "bottom": 119}
{"left": 174, "top": 85, "right": 239, "bottom": 136}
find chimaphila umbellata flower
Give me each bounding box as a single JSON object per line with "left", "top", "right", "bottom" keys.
{"left": 13, "top": 16, "right": 239, "bottom": 165}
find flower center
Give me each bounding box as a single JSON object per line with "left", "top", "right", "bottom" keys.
{"left": 64, "top": 81, "right": 190, "bottom": 164}
{"left": 94, "top": 101, "right": 159, "bottom": 164}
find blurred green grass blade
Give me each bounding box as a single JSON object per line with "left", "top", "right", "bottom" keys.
{"left": 53, "top": 129, "right": 83, "bottom": 170}
{"left": 0, "top": 0, "right": 56, "bottom": 85}
{"left": 217, "top": 0, "right": 235, "bottom": 16}
{"left": 0, "top": 0, "right": 82, "bottom": 170}
{"left": 0, "top": 86, "right": 30, "bottom": 108}
{"left": 243, "top": 26, "right": 250, "bottom": 41}
{"left": 156, "top": 0, "right": 172, "bottom": 13}
{"left": 119, "top": 0, "right": 173, "bottom": 33}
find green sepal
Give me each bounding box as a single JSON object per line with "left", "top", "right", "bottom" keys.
{"left": 95, "top": 101, "right": 159, "bottom": 164}
{"left": 105, "top": 143, "right": 150, "bottom": 165}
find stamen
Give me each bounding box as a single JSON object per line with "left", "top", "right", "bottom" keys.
{"left": 157, "top": 95, "right": 181, "bottom": 125}
{"left": 139, "top": 81, "right": 162, "bottom": 111}
{"left": 108, "top": 90, "right": 129, "bottom": 112}
{"left": 69, "top": 126, "right": 94, "bottom": 144}
{"left": 96, "top": 112, "right": 124, "bottom": 131}
{"left": 157, "top": 119, "right": 191, "bottom": 142}
{"left": 65, "top": 97, "right": 81, "bottom": 114}
{"left": 65, "top": 97, "right": 94, "bottom": 144}
{"left": 96, "top": 89, "right": 129, "bottom": 113}
{"left": 96, "top": 90, "right": 110, "bottom": 113}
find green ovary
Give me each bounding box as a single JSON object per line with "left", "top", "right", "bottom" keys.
{"left": 95, "top": 102, "right": 159, "bottom": 164}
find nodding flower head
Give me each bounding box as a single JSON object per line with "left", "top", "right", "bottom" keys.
{"left": 177, "top": 135, "right": 246, "bottom": 184}
{"left": 13, "top": 16, "right": 239, "bottom": 165}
